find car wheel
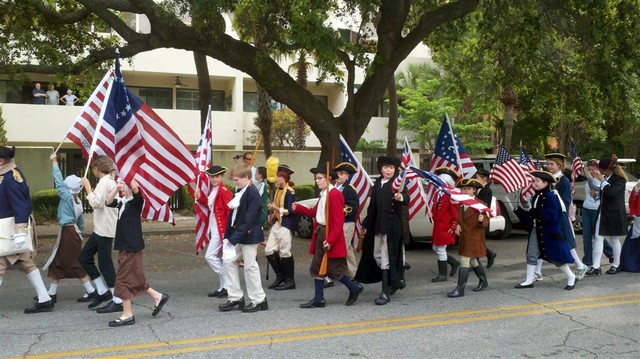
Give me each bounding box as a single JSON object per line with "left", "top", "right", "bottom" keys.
{"left": 573, "top": 201, "right": 583, "bottom": 234}
{"left": 295, "top": 215, "right": 313, "bottom": 239}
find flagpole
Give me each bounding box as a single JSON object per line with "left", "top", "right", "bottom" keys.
{"left": 84, "top": 72, "right": 115, "bottom": 178}
{"left": 445, "top": 113, "right": 464, "bottom": 179}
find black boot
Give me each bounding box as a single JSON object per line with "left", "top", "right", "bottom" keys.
{"left": 274, "top": 256, "right": 296, "bottom": 290}
{"left": 447, "top": 267, "right": 469, "bottom": 298}
{"left": 472, "top": 264, "right": 489, "bottom": 292}
{"left": 486, "top": 248, "right": 497, "bottom": 269}
{"left": 447, "top": 256, "right": 460, "bottom": 276}
{"left": 266, "top": 253, "right": 284, "bottom": 289}
{"left": 375, "top": 270, "right": 390, "bottom": 305}
{"left": 431, "top": 260, "right": 448, "bottom": 282}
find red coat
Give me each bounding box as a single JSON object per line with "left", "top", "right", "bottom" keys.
{"left": 630, "top": 187, "right": 640, "bottom": 217}
{"left": 294, "top": 187, "right": 346, "bottom": 258}
{"left": 431, "top": 192, "right": 459, "bottom": 246}
{"left": 196, "top": 182, "right": 232, "bottom": 237}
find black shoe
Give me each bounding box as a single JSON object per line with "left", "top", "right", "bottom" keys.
{"left": 274, "top": 278, "right": 296, "bottom": 290}
{"left": 88, "top": 291, "right": 112, "bottom": 309}
{"left": 564, "top": 284, "right": 576, "bottom": 290}
{"left": 404, "top": 262, "right": 411, "bottom": 271}
{"left": 108, "top": 316, "right": 135, "bottom": 327}
{"left": 514, "top": 283, "right": 534, "bottom": 289}
{"left": 300, "top": 299, "right": 325, "bottom": 308}
{"left": 345, "top": 284, "right": 364, "bottom": 306}
{"left": 208, "top": 288, "right": 228, "bottom": 298}
{"left": 96, "top": 301, "right": 123, "bottom": 314}
{"left": 487, "top": 252, "right": 497, "bottom": 269}
{"left": 152, "top": 293, "right": 169, "bottom": 317}
{"left": 34, "top": 294, "right": 56, "bottom": 304}
{"left": 24, "top": 300, "right": 54, "bottom": 314}
{"left": 219, "top": 297, "right": 245, "bottom": 312}
{"left": 242, "top": 298, "right": 268, "bottom": 312}
{"left": 606, "top": 266, "right": 620, "bottom": 274}
{"left": 608, "top": 256, "right": 614, "bottom": 264}
{"left": 585, "top": 267, "right": 601, "bottom": 276}
{"left": 77, "top": 291, "right": 98, "bottom": 303}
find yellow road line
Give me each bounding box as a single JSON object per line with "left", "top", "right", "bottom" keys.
{"left": 12, "top": 292, "right": 640, "bottom": 359}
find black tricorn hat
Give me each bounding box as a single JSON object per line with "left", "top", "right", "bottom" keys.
{"left": 598, "top": 154, "right": 617, "bottom": 171}
{"left": 334, "top": 162, "right": 357, "bottom": 174}
{"left": 435, "top": 166, "right": 460, "bottom": 181}
{"left": 458, "top": 178, "right": 484, "bottom": 189}
{"left": 376, "top": 156, "right": 401, "bottom": 169}
{"left": 0, "top": 146, "right": 15, "bottom": 160}
{"left": 530, "top": 170, "right": 558, "bottom": 183}
{"left": 544, "top": 153, "right": 566, "bottom": 161}
{"left": 310, "top": 166, "right": 337, "bottom": 179}
{"left": 205, "top": 165, "right": 227, "bottom": 177}
{"left": 277, "top": 164, "right": 295, "bottom": 175}
{"left": 476, "top": 168, "right": 490, "bottom": 177}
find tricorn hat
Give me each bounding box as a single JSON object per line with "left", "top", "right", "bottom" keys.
{"left": 376, "top": 156, "right": 401, "bottom": 170}
{"left": 544, "top": 153, "right": 566, "bottom": 161}
{"left": 435, "top": 166, "right": 460, "bottom": 181}
{"left": 598, "top": 154, "right": 617, "bottom": 171}
{"left": 310, "top": 166, "right": 337, "bottom": 179}
{"left": 476, "top": 168, "right": 490, "bottom": 177}
{"left": 334, "top": 162, "right": 357, "bottom": 174}
{"left": 458, "top": 178, "right": 484, "bottom": 189}
{"left": 530, "top": 170, "right": 558, "bottom": 183}
{"left": 0, "top": 146, "right": 15, "bottom": 160}
{"left": 206, "top": 165, "right": 227, "bottom": 177}
{"left": 277, "top": 164, "right": 295, "bottom": 175}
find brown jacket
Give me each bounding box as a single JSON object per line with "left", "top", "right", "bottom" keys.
{"left": 457, "top": 205, "right": 488, "bottom": 258}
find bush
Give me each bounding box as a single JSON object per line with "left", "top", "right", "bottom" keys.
{"left": 294, "top": 185, "right": 316, "bottom": 201}
{"left": 31, "top": 189, "right": 59, "bottom": 223}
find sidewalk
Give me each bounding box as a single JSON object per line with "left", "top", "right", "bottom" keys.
{"left": 35, "top": 214, "right": 196, "bottom": 239}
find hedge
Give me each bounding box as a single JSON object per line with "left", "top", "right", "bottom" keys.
{"left": 31, "top": 189, "right": 59, "bottom": 223}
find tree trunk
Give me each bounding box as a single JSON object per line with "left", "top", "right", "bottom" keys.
{"left": 501, "top": 86, "right": 517, "bottom": 152}
{"left": 386, "top": 79, "right": 398, "bottom": 156}
{"left": 254, "top": 26, "right": 273, "bottom": 159}
{"left": 294, "top": 52, "right": 307, "bottom": 150}
{"left": 193, "top": 52, "right": 212, "bottom": 131}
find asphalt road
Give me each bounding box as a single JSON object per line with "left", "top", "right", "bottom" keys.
{"left": 1, "top": 219, "right": 639, "bottom": 359}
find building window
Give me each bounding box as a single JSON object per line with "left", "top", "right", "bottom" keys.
{"left": 243, "top": 92, "right": 258, "bottom": 112}
{"left": 129, "top": 87, "right": 172, "bottom": 109}
{"left": 176, "top": 89, "right": 225, "bottom": 111}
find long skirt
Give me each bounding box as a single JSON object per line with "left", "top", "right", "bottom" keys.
{"left": 309, "top": 226, "right": 347, "bottom": 280}
{"left": 114, "top": 251, "right": 149, "bottom": 300}
{"left": 47, "top": 226, "right": 87, "bottom": 280}
{"left": 620, "top": 219, "right": 640, "bottom": 273}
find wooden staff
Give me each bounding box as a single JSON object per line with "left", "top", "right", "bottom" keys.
{"left": 318, "top": 161, "right": 330, "bottom": 276}
{"left": 249, "top": 133, "right": 263, "bottom": 167}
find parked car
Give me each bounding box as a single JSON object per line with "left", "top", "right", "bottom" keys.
{"left": 471, "top": 156, "right": 638, "bottom": 234}
{"left": 294, "top": 190, "right": 507, "bottom": 244}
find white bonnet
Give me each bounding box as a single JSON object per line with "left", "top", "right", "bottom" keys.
{"left": 63, "top": 175, "right": 82, "bottom": 194}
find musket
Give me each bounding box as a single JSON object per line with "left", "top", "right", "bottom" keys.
{"left": 318, "top": 161, "right": 330, "bottom": 277}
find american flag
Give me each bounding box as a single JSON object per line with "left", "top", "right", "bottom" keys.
{"left": 409, "top": 167, "right": 493, "bottom": 217}
{"left": 519, "top": 146, "right": 538, "bottom": 202}
{"left": 490, "top": 145, "right": 532, "bottom": 194}
{"left": 66, "top": 53, "right": 196, "bottom": 223}
{"left": 570, "top": 142, "right": 584, "bottom": 192}
{"left": 339, "top": 135, "right": 373, "bottom": 243}
{"left": 425, "top": 115, "right": 476, "bottom": 210}
{"left": 188, "top": 109, "right": 212, "bottom": 255}
{"left": 391, "top": 137, "right": 425, "bottom": 220}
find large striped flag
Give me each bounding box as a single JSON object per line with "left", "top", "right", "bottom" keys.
{"left": 490, "top": 145, "right": 532, "bottom": 194}
{"left": 66, "top": 53, "right": 196, "bottom": 223}
{"left": 519, "top": 146, "right": 538, "bottom": 202}
{"left": 339, "top": 135, "right": 373, "bottom": 242}
{"left": 409, "top": 166, "right": 493, "bottom": 217}
{"left": 570, "top": 142, "right": 584, "bottom": 192}
{"left": 391, "top": 137, "right": 425, "bottom": 220}
{"left": 425, "top": 115, "right": 476, "bottom": 210}
{"left": 188, "top": 109, "right": 212, "bottom": 255}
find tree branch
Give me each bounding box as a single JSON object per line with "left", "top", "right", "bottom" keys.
{"left": 27, "top": 0, "right": 92, "bottom": 24}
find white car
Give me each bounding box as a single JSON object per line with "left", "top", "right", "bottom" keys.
{"left": 295, "top": 194, "right": 506, "bottom": 243}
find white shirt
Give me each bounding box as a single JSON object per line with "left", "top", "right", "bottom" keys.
{"left": 86, "top": 175, "right": 117, "bottom": 237}
{"left": 315, "top": 185, "right": 333, "bottom": 226}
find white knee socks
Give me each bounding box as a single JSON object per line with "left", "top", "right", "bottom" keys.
{"left": 559, "top": 264, "right": 576, "bottom": 286}
{"left": 27, "top": 270, "right": 51, "bottom": 303}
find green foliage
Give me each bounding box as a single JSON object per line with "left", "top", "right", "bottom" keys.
{"left": 250, "top": 108, "right": 310, "bottom": 149}
{"left": 0, "top": 105, "right": 7, "bottom": 146}
{"left": 180, "top": 185, "right": 195, "bottom": 216}
{"left": 293, "top": 185, "right": 315, "bottom": 201}
{"left": 355, "top": 138, "right": 385, "bottom": 152}
{"left": 31, "top": 189, "right": 59, "bottom": 223}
